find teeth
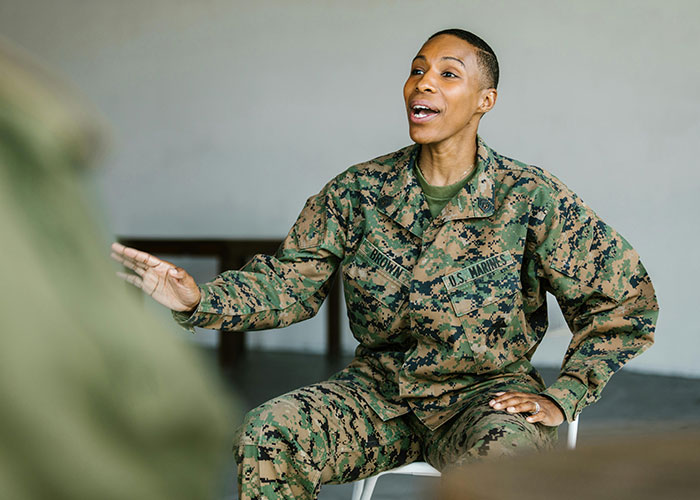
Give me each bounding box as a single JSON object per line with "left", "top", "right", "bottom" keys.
{"left": 411, "top": 104, "right": 438, "bottom": 118}
{"left": 412, "top": 104, "right": 437, "bottom": 118}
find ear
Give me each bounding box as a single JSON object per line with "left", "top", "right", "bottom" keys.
{"left": 478, "top": 88, "right": 498, "bottom": 113}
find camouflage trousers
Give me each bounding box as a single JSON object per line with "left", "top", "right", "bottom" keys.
{"left": 235, "top": 378, "right": 557, "bottom": 499}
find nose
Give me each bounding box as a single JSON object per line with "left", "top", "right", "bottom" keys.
{"left": 416, "top": 71, "right": 437, "bottom": 93}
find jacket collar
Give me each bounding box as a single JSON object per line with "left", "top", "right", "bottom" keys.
{"left": 441, "top": 135, "right": 496, "bottom": 222}
{"left": 376, "top": 144, "right": 431, "bottom": 239}
{"left": 377, "top": 135, "right": 497, "bottom": 239}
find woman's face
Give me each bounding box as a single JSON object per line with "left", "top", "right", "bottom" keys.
{"left": 403, "top": 35, "right": 493, "bottom": 145}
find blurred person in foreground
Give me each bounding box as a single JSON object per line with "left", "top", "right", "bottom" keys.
{"left": 0, "top": 38, "right": 231, "bottom": 499}
{"left": 438, "top": 430, "right": 700, "bottom": 500}
{"left": 113, "top": 29, "right": 658, "bottom": 499}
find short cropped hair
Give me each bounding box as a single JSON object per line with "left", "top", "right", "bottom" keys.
{"left": 428, "top": 29, "right": 499, "bottom": 89}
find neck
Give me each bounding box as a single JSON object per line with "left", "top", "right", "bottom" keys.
{"left": 418, "top": 128, "right": 478, "bottom": 187}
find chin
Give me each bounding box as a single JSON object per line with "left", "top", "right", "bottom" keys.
{"left": 408, "top": 126, "right": 439, "bottom": 145}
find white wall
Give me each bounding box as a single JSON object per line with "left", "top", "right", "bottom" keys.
{"left": 2, "top": 0, "right": 698, "bottom": 376}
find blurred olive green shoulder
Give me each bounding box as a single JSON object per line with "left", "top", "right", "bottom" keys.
{"left": 0, "top": 38, "right": 232, "bottom": 500}
{"left": 0, "top": 37, "right": 106, "bottom": 173}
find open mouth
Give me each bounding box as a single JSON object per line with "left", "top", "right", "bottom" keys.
{"left": 409, "top": 102, "right": 441, "bottom": 123}
{"left": 411, "top": 104, "right": 440, "bottom": 118}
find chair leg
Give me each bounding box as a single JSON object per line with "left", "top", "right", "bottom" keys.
{"left": 351, "top": 479, "right": 365, "bottom": 500}
{"left": 359, "top": 475, "right": 380, "bottom": 500}
{"left": 567, "top": 416, "right": 579, "bottom": 450}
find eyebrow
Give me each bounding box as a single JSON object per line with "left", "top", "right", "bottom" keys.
{"left": 412, "top": 55, "right": 465, "bottom": 68}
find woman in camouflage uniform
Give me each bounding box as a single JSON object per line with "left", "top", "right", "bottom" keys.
{"left": 113, "top": 29, "right": 658, "bottom": 500}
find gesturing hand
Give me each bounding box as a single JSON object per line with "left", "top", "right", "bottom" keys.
{"left": 489, "top": 391, "right": 565, "bottom": 427}
{"left": 110, "top": 242, "right": 201, "bottom": 312}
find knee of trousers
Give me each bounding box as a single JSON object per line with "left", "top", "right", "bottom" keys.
{"left": 468, "top": 417, "right": 557, "bottom": 459}
{"left": 235, "top": 397, "right": 322, "bottom": 461}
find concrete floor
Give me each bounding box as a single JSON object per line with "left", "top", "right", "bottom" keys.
{"left": 213, "top": 349, "right": 700, "bottom": 499}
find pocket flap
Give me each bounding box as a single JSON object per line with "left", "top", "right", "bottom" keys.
{"left": 442, "top": 252, "right": 519, "bottom": 316}
{"left": 344, "top": 236, "right": 409, "bottom": 308}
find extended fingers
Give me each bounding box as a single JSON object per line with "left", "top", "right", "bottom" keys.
{"left": 111, "top": 252, "right": 146, "bottom": 276}
{"left": 116, "top": 271, "right": 143, "bottom": 289}
{"left": 111, "top": 242, "right": 161, "bottom": 267}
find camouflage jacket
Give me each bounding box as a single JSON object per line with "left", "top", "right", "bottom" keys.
{"left": 176, "top": 136, "right": 658, "bottom": 430}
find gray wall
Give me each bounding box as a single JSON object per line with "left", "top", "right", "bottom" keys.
{"left": 2, "top": 0, "right": 698, "bottom": 376}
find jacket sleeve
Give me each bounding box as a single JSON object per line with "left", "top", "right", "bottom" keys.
{"left": 172, "top": 180, "right": 346, "bottom": 332}
{"left": 533, "top": 185, "right": 659, "bottom": 422}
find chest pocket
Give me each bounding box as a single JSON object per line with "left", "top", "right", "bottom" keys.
{"left": 343, "top": 236, "right": 410, "bottom": 342}
{"left": 442, "top": 252, "right": 529, "bottom": 373}
{"left": 443, "top": 251, "right": 519, "bottom": 316}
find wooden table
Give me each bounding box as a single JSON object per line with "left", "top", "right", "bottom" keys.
{"left": 118, "top": 238, "right": 342, "bottom": 367}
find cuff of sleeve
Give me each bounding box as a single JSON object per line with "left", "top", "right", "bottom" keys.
{"left": 539, "top": 375, "right": 588, "bottom": 422}
{"left": 171, "top": 285, "right": 213, "bottom": 333}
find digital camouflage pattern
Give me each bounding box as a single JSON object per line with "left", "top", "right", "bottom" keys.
{"left": 235, "top": 377, "right": 556, "bottom": 499}
{"left": 175, "top": 135, "right": 658, "bottom": 497}
{"left": 176, "top": 135, "right": 658, "bottom": 424}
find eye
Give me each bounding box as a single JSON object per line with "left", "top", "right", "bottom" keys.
{"left": 411, "top": 68, "right": 424, "bottom": 76}
{"left": 442, "top": 71, "right": 458, "bottom": 78}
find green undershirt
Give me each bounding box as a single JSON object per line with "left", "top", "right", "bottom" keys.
{"left": 413, "top": 158, "right": 474, "bottom": 218}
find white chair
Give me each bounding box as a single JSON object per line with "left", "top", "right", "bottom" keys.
{"left": 350, "top": 416, "right": 580, "bottom": 500}
{"left": 350, "top": 461, "right": 441, "bottom": 500}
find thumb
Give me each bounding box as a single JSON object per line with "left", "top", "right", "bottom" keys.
{"left": 168, "top": 266, "right": 186, "bottom": 279}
